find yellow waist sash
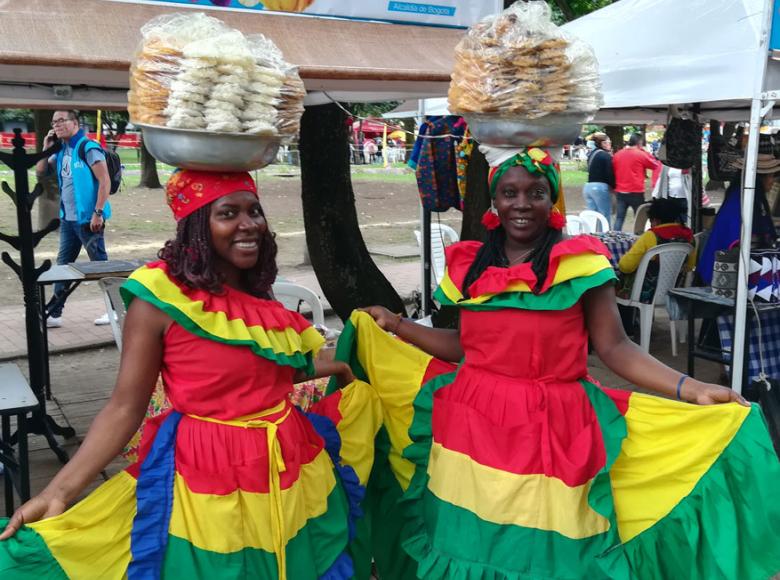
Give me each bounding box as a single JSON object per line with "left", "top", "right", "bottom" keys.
{"left": 188, "top": 400, "right": 292, "bottom": 580}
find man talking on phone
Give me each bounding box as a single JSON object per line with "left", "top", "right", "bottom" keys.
{"left": 36, "top": 110, "right": 112, "bottom": 328}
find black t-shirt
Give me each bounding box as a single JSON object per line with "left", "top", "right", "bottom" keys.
{"left": 587, "top": 149, "right": 615, "bottom": 188}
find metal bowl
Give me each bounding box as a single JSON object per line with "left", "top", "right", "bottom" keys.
{"left": 138, "top": 124, "right": 281, "bottom": 172}
{"left": 464, "top": 114, "right": 587, "bottom": 147}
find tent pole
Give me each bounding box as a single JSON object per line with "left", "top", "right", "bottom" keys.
{"left": 732, "top": 100, "right": 762, "bottom": 393}
{"left": 730, "top": 0, "right": 775, "bottom": 393}
{"left": 422, "top": 206, "right": 432, "bottom": 316}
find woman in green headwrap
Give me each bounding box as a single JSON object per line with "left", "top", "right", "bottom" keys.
{"left": 334, "top": 146, "right": 780, "bottom": 580}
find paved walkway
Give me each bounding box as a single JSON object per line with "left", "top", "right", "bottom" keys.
{"left": 0, "top": 260, "right": 424, "bottom": 361}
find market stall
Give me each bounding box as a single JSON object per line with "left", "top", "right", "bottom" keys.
{"left": 396, "top": 0, "right": 780, "bottom": 393}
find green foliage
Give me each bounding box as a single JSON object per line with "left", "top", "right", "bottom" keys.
{"left": 80, "top": 110, "right": 129, "bottom": 134}
{"left": 344, "top": 102, "right": 401, "bottom": 119}
{"left": 0, "top": 108, "right": 34, "bottom": 125}
{"left": 564, "top": 0, "right": 614, "bottom": 18}
{"left": 502, "top": 0, "right": 614, "bottom": 23}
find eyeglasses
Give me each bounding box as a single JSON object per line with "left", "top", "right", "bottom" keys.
{"left": 51, "top": 118, "right": 73, "bottom": 127}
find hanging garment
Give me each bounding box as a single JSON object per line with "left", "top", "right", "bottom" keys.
{"left": 410, "top": 116, "right": 466, "bottom": 212}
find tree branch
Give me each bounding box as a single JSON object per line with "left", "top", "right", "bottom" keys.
{"left": 551, "top": 0, "right": 576, "bottom": 21}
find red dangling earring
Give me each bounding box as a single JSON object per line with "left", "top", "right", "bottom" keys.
{"left": 481, "top": 207, "right": 501, "bottom": 230}
{"left": 547, "top": 208, "right": 566, "bottom": 230}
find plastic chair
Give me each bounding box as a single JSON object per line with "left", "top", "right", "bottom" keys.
{"left": 99, "top": 277, "right": 129, "bottom": 351}
{"left": 272, "top": 282, "right": 326, "bottom": 328}
{"left": 565, "top": 215, "right": 591, "bottom": 235}
{"left": 579, "top": 210, "right": 609, "bottom": 233}
{"left": 633, "top": 203, "right": 652, "bottom": 235}
{"left": 414, "top": 223, "right": 460, "bottom": 286}
{"left": 616, "top": 243, "right": 693, "bottom": 354}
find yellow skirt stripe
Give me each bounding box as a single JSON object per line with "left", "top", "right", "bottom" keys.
{"left": 350, "top": 311, "right": 434, "bottom": 491}
{"left": 427, "top": 442, "right": 611, "bottom": 540}
{"left": 611, "top": 394, "right": 750, "bottom": 542}
{"left": 169, "top": 450, "right": 336, "bottom": 554}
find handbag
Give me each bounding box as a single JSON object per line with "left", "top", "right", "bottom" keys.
{"left": 657, "top": 118, "right": 700, "bottom": 169}
{"left": 711, "top": 243, "right": 739, "bottom": 298}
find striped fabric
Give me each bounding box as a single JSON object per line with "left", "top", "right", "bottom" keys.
{"left": 331, "top": 237, "right": 780, "bottom": 580}
{"left": 0, "top": 265, "right": 383, "bottom": 580}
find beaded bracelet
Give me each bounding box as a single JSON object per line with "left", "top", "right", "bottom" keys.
{"left": 676, "top": 374, "right": 688, "bottom": 401}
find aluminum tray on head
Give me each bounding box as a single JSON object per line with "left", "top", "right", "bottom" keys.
{"left": 138, "top": 124, "right": 281, "bottom": 172}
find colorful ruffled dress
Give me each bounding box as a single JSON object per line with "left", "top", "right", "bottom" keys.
{"left": 333, "top": 237, "right": 780, "bottom": 579}
{"left": 0, "top": 261, "right": 383, "bottom": 580}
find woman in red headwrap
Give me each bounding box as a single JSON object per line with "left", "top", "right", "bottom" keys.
{"left": 341, "top": 148, "right": 780, "bottom": 579}
{"left": 0, "top": 170, "right": 382, "bottom": 579}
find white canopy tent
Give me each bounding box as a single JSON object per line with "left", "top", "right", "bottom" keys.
{"left": 565, "top": 0, "right": 779, "bottom": 394}
{"left": 391, "top": 0, "right": 779, "bottom": 391}
{"left": 390, "top": 0, "right": 780, "bottom": 123}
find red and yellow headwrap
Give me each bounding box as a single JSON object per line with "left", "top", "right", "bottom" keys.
{"left": 165, "top": 170, "right": 258, "bottom": 221}
{"left": 487, "top": 148, "right": 562, "bottom": 203}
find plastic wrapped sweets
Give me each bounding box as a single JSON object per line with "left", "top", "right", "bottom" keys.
{"left": 128, "top": 12, "right": 305, "bottom": 140}
{"left": 448, "top": 1, "right": 602, "bottom": 121}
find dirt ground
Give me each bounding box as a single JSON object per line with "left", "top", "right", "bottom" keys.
{"left": 0, "top": 165, "right": 724, "bottom": 309}
{"left": 0, "top": 166, "right": 613, "bottom": 307}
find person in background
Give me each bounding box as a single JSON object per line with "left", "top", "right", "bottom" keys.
{"left": 698, "top": 154, "right": 779, "bottom": 284}
{"left": 617, "top": 197, "right": 695, "bottom": 306}
{"left": 651, "top": 163, "right": 692, "bottom": 225}
{"left": 35, "top": 110, "right": 112, "bottom": 328}
{"left": 582, "top": 132, "right": 614, "bottom": 227}
{"left": 612, "top": 133, "right": 661, "bottom": 231}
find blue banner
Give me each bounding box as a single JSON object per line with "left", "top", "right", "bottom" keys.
{"left": 106, "top": 0, "right": 501, "bottom": 28}
{"left": 771, "top": 0, "right": 780, "bottom": 50}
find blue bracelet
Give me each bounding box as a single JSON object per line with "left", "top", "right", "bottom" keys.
{"left": 676, "top": 374, "right": 688, "bottom": 401}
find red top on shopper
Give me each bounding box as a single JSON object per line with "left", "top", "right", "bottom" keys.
{"left": 613, "top": 147, "right": 660, "bottom": 193}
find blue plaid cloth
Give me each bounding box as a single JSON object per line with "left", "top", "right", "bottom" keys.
{"left": 718, "top": 310, "right": 780, "bottom": 382}
{"left": 594, "top": 232, "right": 638, "bottom": 269}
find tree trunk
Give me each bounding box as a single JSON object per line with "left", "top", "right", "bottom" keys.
{"left": 33, "top": 110, "right": 60, "bottom": 230}
{"left": 460, "top": 143, "right": 490, "bottom": 242}
{"left": 139, "top": 137, "right": 162, "bottom": 189}
{"left": 299, "top": 103, "right": 406, "bottom": 321}
{"left": 604, "top": 125, "right": 623, "bottom": 151}
{"left": 550, "top": 0, "right": 576, "bottom": 21}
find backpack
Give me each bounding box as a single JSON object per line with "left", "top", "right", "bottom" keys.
{"left": 78, "top": 140, "right": 123, "bottom": 194}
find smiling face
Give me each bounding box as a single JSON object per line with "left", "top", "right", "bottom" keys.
{"left": 209, "top": 190, "right": 268, "bottom": 279}
{"left": 494, "top": 166, "right": 553, "bottom": 249}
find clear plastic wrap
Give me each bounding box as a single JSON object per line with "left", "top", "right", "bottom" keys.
{"left": 128, "top": 13, "right": 305, "bottom": 142}
{"left": 448, "top": 1, "right": 602, "bottom": 128}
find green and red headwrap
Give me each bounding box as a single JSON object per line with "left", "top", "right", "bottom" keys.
{"left": 487, "top": 148, "right": 560, "bottom": 202}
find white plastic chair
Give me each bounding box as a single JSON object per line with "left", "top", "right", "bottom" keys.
{"left": 272, "top": 282, "right": 326, "bottom": 328}
{"left": 99, "top": 277, "right": 129, "bottom": 352}
{"left": 579, "top": 210, "right": 609, "bottom": 233}
{"left": 414, "top": 223, "right": 460, "bottom": 286}
{"left": 616, "top": 243, "right": 693, "bottom": 355}
{"left": 633, "top": 203, "right": 652, "bottom": 235}
{"left": 565, "top": 215, "right": 591, "bottom": 235}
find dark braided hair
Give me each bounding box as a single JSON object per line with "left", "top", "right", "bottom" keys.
{"left": 158, "top": 201, "right": 278, "bottom": 299}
